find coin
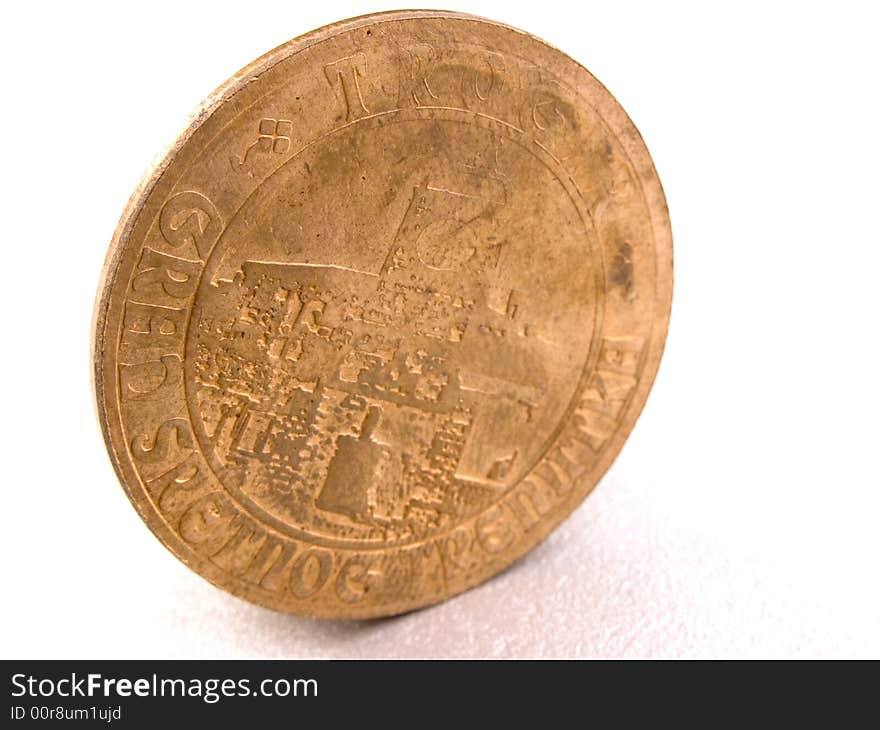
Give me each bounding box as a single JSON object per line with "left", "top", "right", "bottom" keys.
{"left": 93, "top": 10, "right": 672, "bottom": 618}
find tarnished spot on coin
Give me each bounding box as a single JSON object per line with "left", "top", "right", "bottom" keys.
{"left": 93, "top": 10, "right": 672, "bottom": 618}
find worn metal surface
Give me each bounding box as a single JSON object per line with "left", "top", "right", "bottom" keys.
{"left": 93, "top": 10, "right": 672, "bottom": 618}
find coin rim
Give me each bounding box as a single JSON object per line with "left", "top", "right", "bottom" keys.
{"left": 92, "top": 9, "right": 674, "bottom": 619}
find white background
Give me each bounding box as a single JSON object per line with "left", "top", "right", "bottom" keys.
{"left": 1, "top": 0, "right": 877, "bottom": 658}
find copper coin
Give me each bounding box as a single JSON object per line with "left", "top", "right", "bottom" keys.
{"left": 93, "top": 10, "right": 673, "bottom": 618}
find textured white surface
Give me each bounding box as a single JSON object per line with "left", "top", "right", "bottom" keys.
{"left": 1, "top": 0, "right": 878, "bottom": 658}
{"left": 15, "top": 457, "right": 874, "bottom": 659}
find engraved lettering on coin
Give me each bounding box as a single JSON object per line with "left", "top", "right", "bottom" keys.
{"left": 324, "top": 53, "right": 370, "bottom": 121}
{"left": 158, "top": 190, "right": 222, "bottom": 261}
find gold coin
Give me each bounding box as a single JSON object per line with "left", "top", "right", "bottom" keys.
{"left": 93, "top": 10, "right": 672, "bottom": 618}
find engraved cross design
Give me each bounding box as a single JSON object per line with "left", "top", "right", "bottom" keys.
{"left": 234, "top": 117, "right": 293, "bottom": 169}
